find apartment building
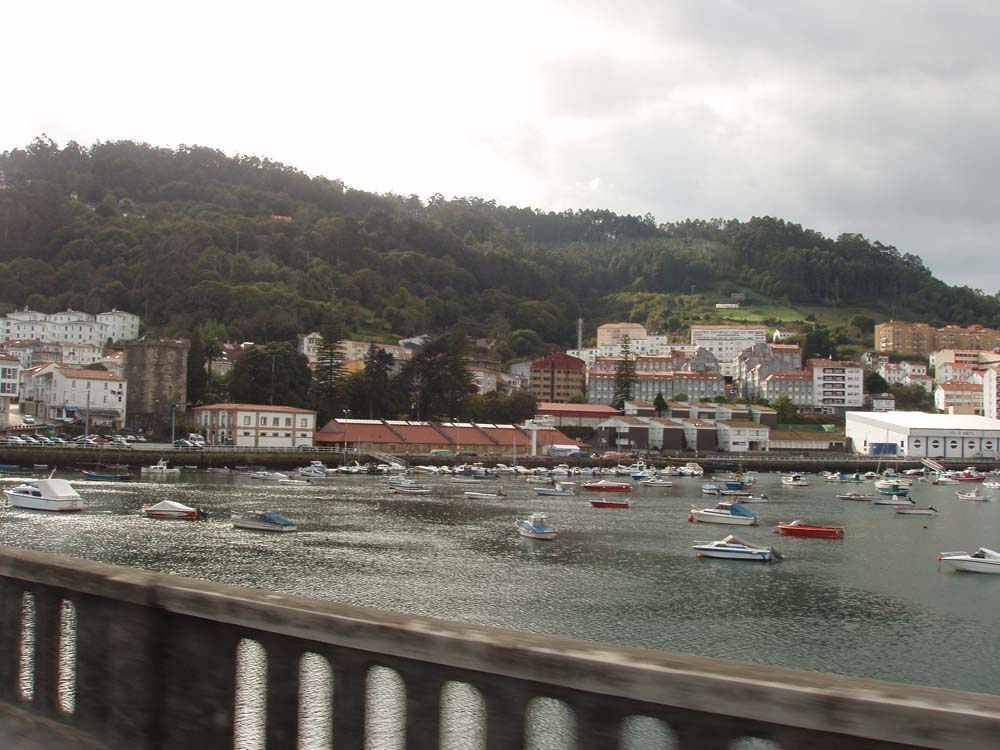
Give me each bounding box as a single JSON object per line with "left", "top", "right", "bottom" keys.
{"left": 19, "top": 364, "right": 127, "bottom": 426}
{"left": 1, "top": 308, "right": 140, "bottom": 346}
{"left": 875, "top": 321, "right": 1000, "bottom": 355}
{"left": 690, "top": 325, "right": 768, "bottom": 377}
{"left": 595, "top": 322, "right": 648, "bottom": 348}
{"left": 529, "top": 353, "right": 586, "bottom": 403}
{"left": 934, "top": 382, "right": 984, "bottom": 415}
{"left": 587, "top": 369, "right": 724, "bottom": 404}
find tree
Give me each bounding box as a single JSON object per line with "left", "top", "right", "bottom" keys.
{"left": 771, "top": 395, "right": 795, "bottom": 421}
{"left": 889, "top": 383, "right": 934, "bottom": 411}
{"left": 611, "top": 335, "right": 638, "bottom": 409}
{"left": 653, "top": 392, "right": 668, "bottom": 415}
{"left": 229, "top": 343, "right": 312, "bottom": 408}
{"left": 312, "top": 322, "right": 346, "bottom": 424}
{"left": 865, "top": 371, "right": 889, "bottom": 394}
{"left": 345, "top": 344, "right": 398, "bottom": 419}
{"left": 399, "top": 331, "right": 476, "bottom": 420}
{"left": 668, "top": 392, "right": 688, "bottom": 402}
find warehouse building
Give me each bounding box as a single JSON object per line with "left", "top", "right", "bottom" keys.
{"left": 845, "top": 411, "right": 1000, "bottom": 459}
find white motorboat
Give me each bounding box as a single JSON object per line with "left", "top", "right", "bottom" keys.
{"left": 692, "top": 534, "right": 781, "bottom": 562}
{"left": 515, "top": 512, "right": 557, "bottom": 540}
{"left": 689, "top": 501, "right": 759, "bottom": 526}
{"left": 837, "top": 491, "right": 873, "bottom": 501}
{"left": 639, "top": 478, "right": 673, "bottom": 487}
{"left": 385, "top": 475, "right": 417, "bottom": 488}
{"left": 4, "top": 477, "right": 84, "bottom": 512}
{"left": 738, "top": 494, "right": 770, "bottom": 503}
{"left": 896, "top": 507, "right": 938, "bottom": 516}
{"left": 141, "top": 458, "right": 180, "bottom": 474}
{"left": 875, "top": 478, "right": 912, "bottom": 490}
{"left": 297, "top": 461, "right": 336, "bottom": 478}
{"left": 677, "top": 463, "right": 705, "bottom": 477}
{"left": 141, "top": 500, "right": 207, "bottom": 520}
{"left": 780, "top": 474, "right": 810, "bottom": 487}
{"left": 391, "top": 486, "right": 431, "bottom": 495}
{"left": 232, "top": 511, "right": 298, "bottom": 532}
{"left": 984, "top": 481, "right": 1000, "bottom": 490}
{"left": 938, "top": 547, "right": 1000, "bottom": 574}
{"left": 534, "top": 481, "right": 576, "bottom": 496}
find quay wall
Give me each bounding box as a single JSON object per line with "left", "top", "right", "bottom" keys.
{"left": 1, "top": 545, "right": 999, "bottom": 749}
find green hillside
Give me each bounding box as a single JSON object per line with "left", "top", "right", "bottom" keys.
{"left": 0, "top": 136, "right": 996, "bottom": 362}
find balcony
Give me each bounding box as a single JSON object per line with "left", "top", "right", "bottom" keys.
{"left": 0, "top": 546, "right": 997, "bottom": 749}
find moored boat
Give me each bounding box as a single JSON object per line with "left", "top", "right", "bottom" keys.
{"left": 141, "top": 458, "right": 180, "bottom": 475}
{"left": 249, "top": 470, "right": 290, "bottom": 481}
{"left": 780, "top": 473, "right": 810, "bottom": 487}
{"left": 872, "top": 494, "right": 914, "bottom": 505}
{"left": 955, "top": 489, "right": 989, "bottom": 501}
{"left": 938, "top": 547, "right": 1000, "bottom": 573}
{"left": 463, "top": 490, "right": 507, "bottom": 500}
{"left": 896, "top": 506, "right": 938, "bottom": 516}
{"left": 141, "top": 500, "right": 207, "bottom": 520}
{"left": 775, "top": 520, "right": 844, "bottom": 538}
{"left": 692, "top": 534, "right": 781, "bottom": 561}
{"left": 590, "top": 497, "right": 629, "bottom": 509}
{"left": 81, "top": 470, "right": 131, "bottom": 482}
{"left": 232, "top": 511, "right": 297, "bottom": 532}
{"left": 391, "top": 486, "right": 431, "bottom": 495}
{"left": 4, "top": 478, "right": 85, "bottom": 512}
{"left": 639, "top": 478, "right": 673, "bottom": 487}
{"left": 837, "top": 491, "right": 873, "bottom": 500}
{"left": 689, "top": 501, "right": 759, "bottom": 526}
{"left": 535, "top": 481, "right": 576, "bottom": 496}
{"left": 515, "top": 512, "right": 557, "bottom": 540}
{"left": 581, "top": 480, "right": 631, "bottom": 492}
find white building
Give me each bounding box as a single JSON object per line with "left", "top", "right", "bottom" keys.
{"left": 596, "top": 322, "right": 648, "bottom": 348}
{"left": 1, "top": 308, "right": 140, "bottom": 347}
{"left": 19, "top": 364, "right": 127, "bottom": 426}
{"left": 715, "top": 420, "right": 770, "bottom": 452}
{"left": 191, "top": 403, "right": 317, "bottom": 448}
{"left": 846, "top": 411, "right": 1000, "bottom": 459}
{"left": 810, "top": 359, "right": 864, "bottom": 413}
{"left": 934, "top": 382, "right": 984, "bottom": 415}
{"left": 587, "top": 369, "right": 724, "bottom": 404}
{"left": 0, "top": 352, "right": 21, "bottom": 429}
{"left": 984, "top": 366, "right": 1000, "bottom": 420}
{"left": 690, "top": 325, "right": 767, "bottom": 377}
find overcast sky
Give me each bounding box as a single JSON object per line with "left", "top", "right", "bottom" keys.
{"left": 5, "top": 1, "right": 999, "bottom": 292}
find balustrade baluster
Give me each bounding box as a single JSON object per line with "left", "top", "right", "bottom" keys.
{"left": 329, "top": 654, "right": 370, "bottom": 750}
{"left": 401, "top": 665, "right": 442, "bottom": 750}
{"left": 264, "top": 636, "right": 301, "bottom": 749}
{"left": 30, "top": 587, "right": 62, "bottom": 715}
{"left": 482, "top": 680, "right": 530, "bottom": 750}
{"left": 0, "top": 581, "right": 24, "bottom": 703}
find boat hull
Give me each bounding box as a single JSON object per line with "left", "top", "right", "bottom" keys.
{"left": 582, "top": 482, "right": 631, "bottom": 492}
{"left": 143, "top": 510, "right": 199, "bottom": 520}
{"left": 5, "top": 493, "right": 84, "bottom": 512}
{"left": 940, "top": 558, "right": 1000, "bottom": 573}
{"left": 690, "top": 510, "right": 758, "bottom": 525}
{"left": 693, "top": 546, "right": 774, "bottom": 561}
{"left": 233, "top": 519, "right": 297, "bottom": 532}
{"left": 777, "top": 524, "right": 844, "bottom": 538}
{"left": 590, "top": 500, "right": 629, "bottom": 508}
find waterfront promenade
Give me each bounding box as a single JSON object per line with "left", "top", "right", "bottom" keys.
{"left": 1, "top": 544, "right": 999, "bottom": 749}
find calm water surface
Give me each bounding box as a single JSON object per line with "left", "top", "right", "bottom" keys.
{"left": 2, "top": 467, "right": 999, "bottom": 696}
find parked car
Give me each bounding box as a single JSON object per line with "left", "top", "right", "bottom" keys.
{"left": 173, "top": 439, "right": 195, "bottom": 449}
{"left": 22, "top": 415, "right": 35, "bottom": 424}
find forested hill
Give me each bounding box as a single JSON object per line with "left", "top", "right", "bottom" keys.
{"left": 0, "top": 137, "right": 996, "bottom": 359}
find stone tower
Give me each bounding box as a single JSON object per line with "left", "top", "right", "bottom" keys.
{"left": 123, "top": 339, "right": 190, "bottom": 433}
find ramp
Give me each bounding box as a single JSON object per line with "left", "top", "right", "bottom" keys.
{"left": 922, "top": 457, "right": 946, "bottom": 473}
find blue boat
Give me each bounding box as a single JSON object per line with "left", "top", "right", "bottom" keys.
{"left": 81, "top": 470, "right": 131, "bottom": 482}
{"left": 0, "top": 464, "right": 19, "bottom": 472}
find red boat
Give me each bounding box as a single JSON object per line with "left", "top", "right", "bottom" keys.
{"left": 775, "top": 520, "right": 844, "bottom": 538}
{"left": 582, "top": 480, "right": 631, "bottom": 492}
{"left": 590, "top": 498, "right": 630, "bottom": 508}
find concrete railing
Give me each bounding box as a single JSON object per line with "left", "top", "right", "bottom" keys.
{"left": 1, "top": 545, "right": 999, "bottom": 749}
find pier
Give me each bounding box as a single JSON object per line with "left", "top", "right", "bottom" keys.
{"left": 1, "top": 546, "right": 998, "bottom": 749}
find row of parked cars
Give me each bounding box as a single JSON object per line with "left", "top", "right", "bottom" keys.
{"left": 0, "top": 433, "right": 150, "bottom": 447}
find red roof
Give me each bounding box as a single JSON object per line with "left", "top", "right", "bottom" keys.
{"left": 537, "top": 403, "right": 620, "bottom": 417}
{"left": 437, "top": 423, "right": 495, "bottom": 447}
{"left": 315, "top": 420, "right": 405, "bottom": 444}
{"left": 194, "top": 403, "right": 317, "bottom": 414}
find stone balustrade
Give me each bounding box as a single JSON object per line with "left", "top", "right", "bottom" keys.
{"left": 0, "top": 545, "right": 998, "bottom": 749}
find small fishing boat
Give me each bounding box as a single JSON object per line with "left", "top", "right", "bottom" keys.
{"left": 297, "top": 461, "right": 336, "bottom": 478}
{"left": 956, "top": 489, "right": 989, "bottom": 501}
{"left": 4, "top": 477, "right": 85, "bottom": 512}
{"left": 876, "top": 484, "right": 910, "bottom": 497}
{"left": 701, "top": 483, "right": 722, "bottom": 495}
{"left": 141, "top": 458, "right": 181, "bottom": 475}
{"left": 738, "top": 494, "right": 769, "bottom": 503}
{"left": 464, "top": 490, "right": 507, "bottom": 500}
{"left": 780, "top": 474, "right": 810, "bottom": 487}
{"left": 515, "top": 512, "right": 557, "bottom": 540}
{"left": 692, "top": 534, "right": 781, "bottom": 562}
{"left": 932, "top": 474, "right": 958, "bottom": 485}
{"left": 141, "top": 500, "right": 207, "bottom": 520}
{"left": 232, "top": 511, "right": 297, "bottom": 532}
{"left": 581, "top": 480, "right": 631, "bottom": 492}
{"left": 938, "top": 547, "right": 1000, "bottom": 574}
{"left": 277, "top": 478, "right": 310, "bottom": 486}
{"left": 535, "top": 481, "right": 576, "bottom": 496}
{"left": 872, "top": 494, "right": 914, "bottom": 505}
{"left": 391, "top": 486, "right": 431, "bottom": 495}
{"left": 775, "top": 520, "right": 844, "bottom": 539}
{"left": 590, "top": 497, "right": 629, "bottom": 509}
{"left": 689, "top": 501, "right": 759, "bottom": 526}
{"left": 896, "top": 506, "right": 938, "bottom": 516}
{"left": 81, "top": 470, "right": 131, "bottom": 482}
{"left": 0, "top": 464, "right": 19, "bottom": 472}
{"left": 984, "top": 481, "right": 1000, "bottom": 490}
{"left": 837, "top": 491, "right": 873, "bottom": 500}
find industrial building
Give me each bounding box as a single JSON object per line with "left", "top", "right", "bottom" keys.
{"left": 845, "top": 411, "right": 1000, "bottom": 459}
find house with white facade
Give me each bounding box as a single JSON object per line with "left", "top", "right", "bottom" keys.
{"left": 0, "top": 353, "right": 21, "bottom": 429}
{"left": 715, "top": 420, "right": 770, "bottom": 452}
{"left": 191, "top": 403, "right": 317, "bottom": 448}
{"left": 1, "top": 309, "right": 139, "bottom": 346}
{"left": 19, "top": 364, "right": 127, "bottom": 426}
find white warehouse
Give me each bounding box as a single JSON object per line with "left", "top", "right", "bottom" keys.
{"left": 845, "top": 411, "right": 1000, "bottom": 459}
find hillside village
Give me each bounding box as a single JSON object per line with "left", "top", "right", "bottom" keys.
{"left": 4, "top": 310, "right": 1000, "bottom": 461}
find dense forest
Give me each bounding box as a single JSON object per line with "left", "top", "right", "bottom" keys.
{"left": 1, "top": 136, "right": 998, "bottom": 362}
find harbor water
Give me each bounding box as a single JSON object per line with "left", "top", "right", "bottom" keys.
{"left": 2, "top": 467, "right": 1000, "bottom": 698}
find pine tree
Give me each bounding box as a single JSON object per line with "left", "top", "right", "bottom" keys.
{"left": 653, "top": 392, "right": 668, "bottom": 415}
{"left": 313, "top": 323, "right": 345, "bottom": 423}
{"left": 611, "top": 335, "right": 638, "bottom": 410}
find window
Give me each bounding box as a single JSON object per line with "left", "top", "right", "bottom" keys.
{"left": 244, "top": 416, "right": 251, "bottom": 426}
{"left": 949, "top": 440, "right": 958, "bottom": 449}
{"left": 285, "top": 417, "right": 292, "bottom": 427}
{"left": 260, "top": 416, "right": 267, "bottom": 425}
{"left": 272, "top": 417, "right": 279, "bottom": 426}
